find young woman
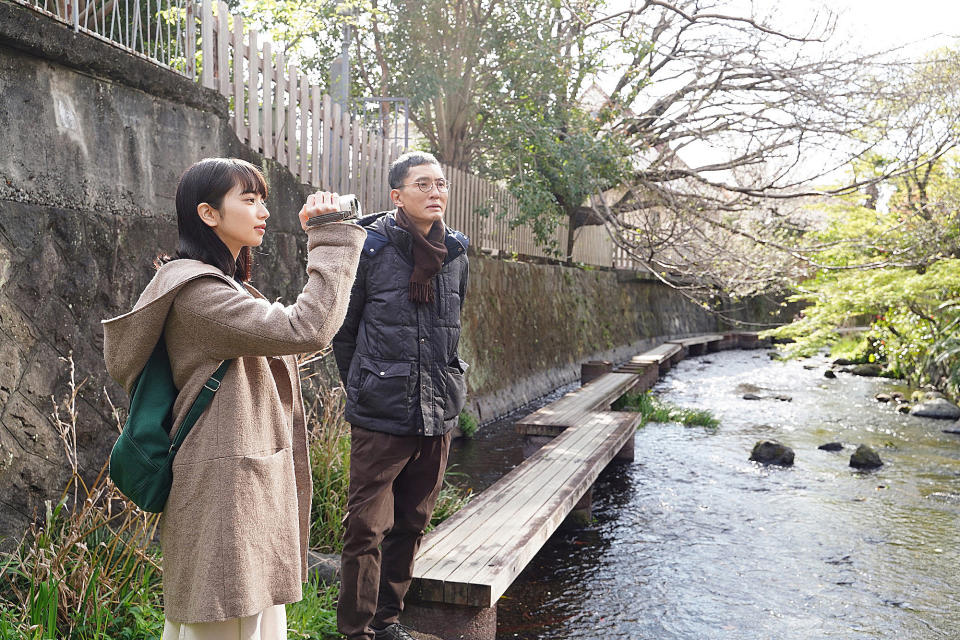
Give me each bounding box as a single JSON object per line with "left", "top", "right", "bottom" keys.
{"left": 103, "top": 158, "right": 366, "bottom": 639}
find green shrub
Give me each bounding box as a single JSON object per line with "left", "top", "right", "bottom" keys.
{"left": 614, "top": 390, "right": 719, "bottom": 428}
{"left": 458, "top": 412, "right": 478, "bottom": 438}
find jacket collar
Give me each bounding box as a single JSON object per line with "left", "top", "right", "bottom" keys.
{"left": 377, "top": 212, "right": 466, "bottom": 265}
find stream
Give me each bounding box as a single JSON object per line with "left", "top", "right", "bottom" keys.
{"left": 448, "top": 348, "right": 960, "bottom": 639}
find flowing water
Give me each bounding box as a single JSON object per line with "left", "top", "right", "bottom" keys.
{"left": 448, "top": 349, "right": 960, "bottom": 639}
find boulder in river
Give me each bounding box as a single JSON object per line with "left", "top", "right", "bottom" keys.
{"left": 750, "top": 440, "right": 795, "bottom": 466}
{"left": 824, "top": 370, "right": 837, "bottom": 379}
{"left": 743, "top": 393, "right": 762, "bottom": 400}
{"left": 897, "top": 404, "right": 912, "bottom": 414}
{"left": 910, "top": 398, "right": 960, "bottom": 420}
{"left": 875, "top": 393, "right": 892, "bottom": 403}
{"left": 851, "top": 363, "right": 883, "bottom": 377}
{"left": 833, "top": 358, "right": 857, "bottom": 366}
{"left": 849, "top": 445, "right": 883, "bottom": 469}
{"left": 818, "top": 442, "right": 844, "bottom": 452}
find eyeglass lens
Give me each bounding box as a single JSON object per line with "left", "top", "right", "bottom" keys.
{"left": 416, "top": 179, "right": 449, "bottom": 193}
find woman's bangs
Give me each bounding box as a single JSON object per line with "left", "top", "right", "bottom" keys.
{"left": 231, "top": 162, "right": 268, "bottom": 198}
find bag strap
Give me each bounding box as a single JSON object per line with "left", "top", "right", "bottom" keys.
{"left": 169, "top": 360, "right": 233, "bottom": 454}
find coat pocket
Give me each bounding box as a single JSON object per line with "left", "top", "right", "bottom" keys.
{"left": 442, "top": 358, "right": 469, "bottom": 420}
{"left": 357, "top": 357, "right": 412, "bottom": 420}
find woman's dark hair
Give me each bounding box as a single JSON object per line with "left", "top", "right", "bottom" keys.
{"left": 158, "top": 158, "right": 268, "bottom": 282}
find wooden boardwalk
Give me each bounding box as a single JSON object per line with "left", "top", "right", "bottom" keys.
{"left": 404, "top": 332, "right": 763, "bottom": 639}
{"left": 410, "top": 411, "right": 640, "bottom": 608}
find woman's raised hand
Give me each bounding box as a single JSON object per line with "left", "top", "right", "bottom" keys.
{"left": 298, "top": 191, "right": 340, "bottom": 231}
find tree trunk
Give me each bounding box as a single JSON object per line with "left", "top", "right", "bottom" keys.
{"left": 566, "top": 211, "right": 576, "bottom": 264}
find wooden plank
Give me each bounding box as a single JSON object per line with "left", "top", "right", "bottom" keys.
{"left": 416, "top": 410, "right": 633, "bottom": 567}
{"left": 340, "top": 109, "right": 351, "bottom": 193}
{"left": 299, "top": 78, "right": 309, "bottom": 181}
{"left": 457, "top": 415, "right": 638, "bottom": 606}
{"left": 200, "top": 0, "right": 214, "bottom": 88}
{"left": 370, "top": 132, "right": 380, "bottom": 207}
{"left": 667, "top": 334, "right": 724, "bottom": 347}
{"left": 216, "top": 2, "right": 229, "bottom": 96}
{"left": 415, "top": 414, "right": 613, "bottom": 578}
{"left": 310, "top": 85, "right": 321, "bottom": 187}
{"left": 261, "top": 40, "right": 272, "bottom": 159}
{"left": 630, "top": 343, "right": 682, "bottom": 365}
{"left": 330, "top": 101, "right": 342, "bottom": 193}
{"left": 320, "top": 94, "right": 332, "bottom": 190}
{"left": 186, "top": 0, "right": 196, "bottom": 79}
{"left": 231, "top": 13, "right": 244, "bottom": 139}
{"left": 414, "top": 412, "right": 639, "bottom": 607}
{"left": 378, "top": 138, "right": 390, "bottom": 210}
{"left": 359, "top": 129, "right": 370, "bottom": 206}
{"left": 351, "top": 118, "right": 361, "bottom": 197}
{"left": 273, "top": 53, "right": 286, "bottom": 165}
{"left": 286, "top": 65, "right": 298, "bottom": 176}
{"left": 515, "top": 372, "right": 639, "bottom": 434}
{"left": 246, "top": 28, "right": 259, "bottom": 153}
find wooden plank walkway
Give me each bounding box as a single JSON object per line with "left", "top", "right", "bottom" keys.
{"left": 514, "top": 371, "right": 639, "bottom": 436}
{"left": 668, "top": 334, "right": 724, "bottom": 356}
{"left": 410, "top": 411, "right": 641, "bottom": 608}
{"left": 404, "top": 332, "right": 763, "bottom": 638}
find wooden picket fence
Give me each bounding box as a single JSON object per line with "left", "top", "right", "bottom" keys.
{"left": 15, "top": 0, "right": 637, "bottom": 268}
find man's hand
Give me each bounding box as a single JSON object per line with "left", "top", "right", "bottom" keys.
{"left": 298, "top": 191, "right": 341, "bottom": 231}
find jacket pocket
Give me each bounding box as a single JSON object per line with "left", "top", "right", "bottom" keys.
{"left": 442, "top": 358, "right": 469, "bottom": 420}
{"left": 357, "top": 357, "right": 412, "bottom": 420}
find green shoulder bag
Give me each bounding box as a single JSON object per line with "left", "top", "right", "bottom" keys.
{"left": 109, "top": 339, "right": 231, "bottom": 513}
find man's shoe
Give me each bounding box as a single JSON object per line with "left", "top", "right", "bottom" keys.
{"left": 372, "top": 622, "right": 416, "bottom": 640}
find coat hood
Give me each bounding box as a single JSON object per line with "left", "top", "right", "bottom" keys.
{"left": 102, "top": 260, "right": 245, "bottom": 393}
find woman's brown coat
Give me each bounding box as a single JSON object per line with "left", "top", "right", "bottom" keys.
{"left": 103, "top": 223, "right": 365, "bottom": 623}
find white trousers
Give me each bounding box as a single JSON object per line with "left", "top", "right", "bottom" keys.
{"left": 161, "top": 604, "right": 287, "bottom": 640}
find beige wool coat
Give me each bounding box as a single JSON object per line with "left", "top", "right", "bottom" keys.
{"left": 103, "top": 223, "right": 365, "bottom": 623}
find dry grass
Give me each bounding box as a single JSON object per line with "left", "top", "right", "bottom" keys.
{"left": 0, "top": 354, "right": 164, "bottom": 639}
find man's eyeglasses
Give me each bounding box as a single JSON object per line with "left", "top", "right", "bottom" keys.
{"left": 400, "top": 178, "right": 450, "bottom": 193}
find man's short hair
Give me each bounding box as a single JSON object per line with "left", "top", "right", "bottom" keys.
{"left": 388, "top": 151, "right": 441, "bottom": 190}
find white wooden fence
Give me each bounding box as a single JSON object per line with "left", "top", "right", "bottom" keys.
{"left": 16, "top": 0, "right": 637, "bottom": 269}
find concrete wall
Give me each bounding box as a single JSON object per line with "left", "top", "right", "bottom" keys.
{"left": 0, "top": 1, "right": 769, "bottom": 542}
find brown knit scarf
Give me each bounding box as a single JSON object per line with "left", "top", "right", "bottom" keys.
{"left": 396, "top": 207, "right": 447, "bottom": 303}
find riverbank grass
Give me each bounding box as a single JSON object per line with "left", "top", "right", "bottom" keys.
{"left": 0, "top": 354, "right": 471, "bottom": 639}
{"left": 614, "top": 390, "right": 719, "bottom": 427}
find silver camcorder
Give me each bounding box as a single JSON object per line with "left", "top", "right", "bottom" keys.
{"left": 306, "top": 193, "right": 363, "bottom": 227}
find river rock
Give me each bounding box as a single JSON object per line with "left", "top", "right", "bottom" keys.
{"left": 818, "top": 442, "right": 844, "bottom": 451}
{"left": 851, "top": 363, "right": 883, "bottom": 377}
{"left": 743, "top": 393, "right": 762, "bottom": 400}
{"left": 824, "top": 369, "right": 837, "bottom": 379}
{"left": 897, "top": 404, "right": 912, "bottom": 414}
{"left": 875, "top": 393, "right": 892, "bottom": 403}
{"left": 750, "top": 440, "right": 795, "bottom": 466}
{"left": 833, "top": 358, "right": 857, "bottom": 366}
{"left": 850, "top": 445, "right": 883, "bottom": 469}
{"left": 307, "top": 551, "right": 340, "bottom": 585}
{"left": 910, "top": 398, "right": 960, "bottom": 420}
{"left": 772, "top": 394, "right": 793, "bottom": 402}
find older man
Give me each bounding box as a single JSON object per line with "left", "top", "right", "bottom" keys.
{"left": 333, "top": 151, "right": 470, "bottom": 640}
